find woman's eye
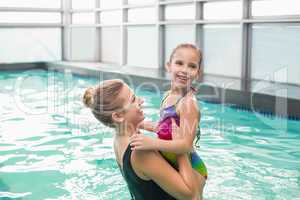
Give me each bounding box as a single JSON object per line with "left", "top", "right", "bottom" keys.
{"left": 189, "top": 65, "right": 197, "bottom": 69}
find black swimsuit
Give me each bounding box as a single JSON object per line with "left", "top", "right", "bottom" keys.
{"left": 119, "top": 145, "right": 176, "bottom": 200}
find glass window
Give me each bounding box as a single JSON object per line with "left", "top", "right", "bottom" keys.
{"left": 70, "top": 28, "right": 96, "bottom": 61}
{"left": 72, "top": 0, "right": 94, "bottom": 9}
{"left": 203, "top": 1, "right": 242, "bottom": 20}
{"left": 203, "top": 25, "right": 241, "bottom": 77}
{"left": 72, "top": 13, "right": 95, "bottom": 24}
{"left": 127, "top": 26, "right": 157, "bottom": 67}
{"left": 0, "top": 28, "right": 61, "bottom": 63}
{"left": 128, "top": 8, "right": 156, "bottom": 23}
{"left": 100, "top": 11, "right": 122, "bottom": 24}
{"left": 100, "top": 0, "right": 122, "bottom": 9}
{"left": 165, "top": 25, "right": 195, "bottom": 64}
{"left": 101, "top": 27, "right": 121, "bottom": 64}
{"left": 251, "top": 23, "right": 300, "bottom": 85}
{"left": 252, "top": 0, "right": 300, "bottom": 17}
{"left": 0, "top": 0, "right": 61, "bottom": 8}
{"left": 127, "top": 0, "right": 155, "bottom": 5}
{"left": 0, "top": 12, "right": 61, "bottom": 23}
{"left": 165, "top": 4, "right": 195, "bottom": 20}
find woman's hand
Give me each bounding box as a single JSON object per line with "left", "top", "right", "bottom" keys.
{"left": 130, "top": 133, "right": 157, "bottom": 151}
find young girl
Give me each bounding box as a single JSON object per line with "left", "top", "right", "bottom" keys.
{"left": 130, "top": 43, "right": 207, "bottom": 193}
{"left": 83, "top": 79, "right": 204, "bottom": 200}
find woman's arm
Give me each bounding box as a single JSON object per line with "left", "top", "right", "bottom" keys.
{"left": 133, "top": 150, "right": 198, "bottom": 200}
{"left": 131, "top": 119, "right": 199, "bottom": 200}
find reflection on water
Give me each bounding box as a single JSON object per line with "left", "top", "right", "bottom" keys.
{"left": 0, "top": 69, "right": 299, "bottom": 200}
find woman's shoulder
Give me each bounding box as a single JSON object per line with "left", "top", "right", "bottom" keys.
{"left": 132, "top": 149, "right": 172, "bottom": 172}
{"left": 132, "top": 149, "right": 161, "bottom": 163}
{"left": 131, "top": 150, "right": 164, "bottom": 179}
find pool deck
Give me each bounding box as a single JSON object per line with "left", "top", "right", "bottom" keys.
{"left": 1, "top": 62, "right": 300, "bottom": 120}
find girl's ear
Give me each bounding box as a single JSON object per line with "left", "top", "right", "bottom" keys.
{"left": 112, "top": 112, "right": 124, "bottom": 123}
{"left": 165, "top": 62, "right": 171, "bottom": 72}
{"left": 196, "top": 67, "right": 203, "bottom": 82}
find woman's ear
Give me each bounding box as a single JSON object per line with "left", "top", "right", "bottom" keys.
{"left": 112, "top": 112, "right": 124, "bottom": 123}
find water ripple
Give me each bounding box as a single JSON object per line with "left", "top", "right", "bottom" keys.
{"left": 0, "top": 70, "right": 299, "bottom": 200}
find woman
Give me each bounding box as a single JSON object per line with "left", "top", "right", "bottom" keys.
{"left": 83, "top": 79, "right": 202, "bottom": 200}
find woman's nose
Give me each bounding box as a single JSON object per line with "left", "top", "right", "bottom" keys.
{"left": 138, "top": 97, "right": 144, "bottom": 105}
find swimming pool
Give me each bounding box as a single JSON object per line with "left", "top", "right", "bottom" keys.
{"left": 0, "top": 69, "right": 299, "bottom": 200}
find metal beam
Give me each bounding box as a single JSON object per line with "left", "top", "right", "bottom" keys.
{"left": 195, "top": 0, "right": 204, "bottom": 77}
{"left": 0, "top": 23, "right": 62, "bottom": 27}
{"left": 123, "top": 3, "right": 156, "bottom": 9}
{"left": 241, "top": 0, "right": 251, "bottom": 91}
{"left": 95, "top": 8, "right": 122, "bottom": 12}
{"left": 121, "top": 0, "right": 128, "bottom": 66}
{"left": 196, "top": 0, "right": 241, "bottom": 2}
{"left": 195, "top": 1, "right": 204, "bottom": 48}
{"left": 157, "top": 1, "right": 165, "bottom": 77}
{"left": 159, "top": 0, "right": 194, "bottom": 5}
{"left": 95, "top": 0, "right": 101, "bottom": 62}
{"left": 243, "top": 18, "right": 300, "bottom": 23}
{"left": 0, "top": 7, "right": 63, "bottom": 12}
{"left": 62, "top": 0, "right": 72, "bottom": 61}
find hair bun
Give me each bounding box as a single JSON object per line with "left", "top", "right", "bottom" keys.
{"left": 83, "top": 87, "right": 95, "bottom": 108}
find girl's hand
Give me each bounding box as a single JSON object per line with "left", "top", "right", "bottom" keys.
{"left": 171, "top": 118, "right": 183, "bottom": 140}
{"left": 130, "top": 133, "right": 157, "bottom": 151}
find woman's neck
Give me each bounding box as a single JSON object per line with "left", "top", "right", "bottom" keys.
{"left": 115, "top": 122, "right": 138, "bottom": 138}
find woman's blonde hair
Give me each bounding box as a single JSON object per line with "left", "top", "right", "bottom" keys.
{"left": 83, "top": 79, "right": 125, "bottom": 128}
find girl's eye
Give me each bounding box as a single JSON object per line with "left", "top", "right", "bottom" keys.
{"left": 175, "top": 61, "right": 183, "bottom": 65}
{"left": 189, "top": 64, "right": 197, "bottom": 69}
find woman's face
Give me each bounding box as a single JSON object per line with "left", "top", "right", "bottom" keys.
{"left": 167, "top": 48, "right": 201, "bottom": 90}
{"left": 118, "top": 84, "right": 145, "bottom": 126}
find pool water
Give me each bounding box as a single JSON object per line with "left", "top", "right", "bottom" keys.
{"left": 0, "top": 69, "right": 299, "bottom": 200}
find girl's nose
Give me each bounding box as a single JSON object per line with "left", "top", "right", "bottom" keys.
{"left": 180, "top": 65, "right": 188, "bottom": 74}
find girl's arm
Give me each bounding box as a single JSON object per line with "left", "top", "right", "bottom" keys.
{"left": 138, "top": 121, "right": 158, "bottom": 132}
{"left": 130, "top": 96, "right": 200, "bottom": 154}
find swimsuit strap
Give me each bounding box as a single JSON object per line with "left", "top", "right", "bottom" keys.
{"left": 174, "top": 95, "right": 185, "bottom": 108}
{"left": 160, "top": 90, "right": 171, "bottom": 107}
{"left": 161, "top": 88, "right": 195, "bottom": 109}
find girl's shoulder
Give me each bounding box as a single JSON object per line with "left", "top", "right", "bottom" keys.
{"left": 184, "top": 88, "right": 198, "bottom": 103}
{"left": 177, "top": 90, "right": 199, "bottom": 114}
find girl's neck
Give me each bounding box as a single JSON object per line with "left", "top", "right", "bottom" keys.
{"left": 170, "top": 83, "right": 190, "bottom": 96}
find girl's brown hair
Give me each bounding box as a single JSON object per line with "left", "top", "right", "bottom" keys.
{"left": 83, "top": 79, "right": 125, "bottom": 128}
{"left": 169, "top": 43, "right": 203, "bottom": 67}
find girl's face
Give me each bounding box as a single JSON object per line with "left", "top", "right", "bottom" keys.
{"left": 117, "top": 84, "right": 145, "bottom": 126}
{"left": 166, "top": 48, "right": 201, "bottom": 89}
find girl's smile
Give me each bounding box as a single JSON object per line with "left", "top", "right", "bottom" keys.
{"left": 167, "top": 47, "right": 201, "bottom": 89}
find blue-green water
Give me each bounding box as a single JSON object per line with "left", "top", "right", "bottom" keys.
{"left": 0, "top": 69, "right": 299, "bottom": 200}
